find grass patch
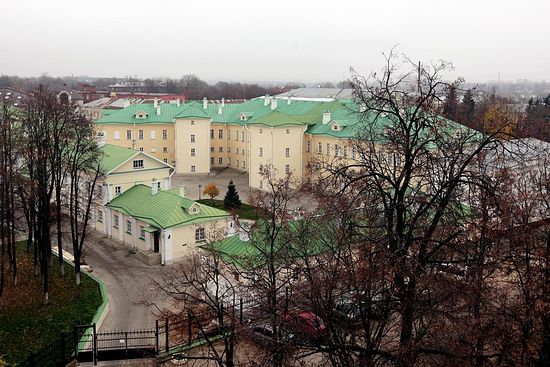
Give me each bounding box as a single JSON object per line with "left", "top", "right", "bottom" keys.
{"left": 0, "top": 242, "right": 102, "bottom": 365}
{"left": 197, "top": 199, "right": 263, "bottom": 220}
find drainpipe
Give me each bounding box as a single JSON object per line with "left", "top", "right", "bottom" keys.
{"left": 244, "top": 124, "right": 251, "bottom": 185}
{"left": 161, "top": 230, "right": 165, "bottom": 266}
{"left": 300, "top": 126, "right": 308, "bottom": 184}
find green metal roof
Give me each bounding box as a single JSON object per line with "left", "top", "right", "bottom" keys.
{"left": 106, "top": 184, "right": 229, "bottom": 229}
{"left": 96, "top": 103, "right": 183, "bottom": 125}
{"left": 99, "top": 144, "right": 139, "bottom": 174}
{"left": 174, "top": 102, "right": 211, "bottom": 119}
{"left": 247, "top": 111, "right": 313, "bottom": 127}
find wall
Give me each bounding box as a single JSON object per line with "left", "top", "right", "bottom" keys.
{"left": 96, "top": 123, "right": 175, "bottom": 165}
{"left": 174, "top": 118, "right": 211, "bottom": 174}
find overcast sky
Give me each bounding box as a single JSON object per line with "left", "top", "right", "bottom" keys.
{"left": 1, "top": 0, "right": 548, "bottom": 84}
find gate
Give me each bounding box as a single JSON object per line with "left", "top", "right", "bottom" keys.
{"left": 73, "top": 324, "right": 157, "bottom": 364}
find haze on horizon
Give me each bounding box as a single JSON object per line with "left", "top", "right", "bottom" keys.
{"left": 1, "top": 0, "right": 549, "bottom": 84}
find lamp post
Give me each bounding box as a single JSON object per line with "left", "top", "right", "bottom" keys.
{"left": 198, "top": 184, "right": 202, "bottom": 200}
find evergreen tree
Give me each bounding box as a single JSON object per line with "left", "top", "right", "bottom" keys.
{"left": 223, "top": 180, "right": 242, "bottom": 210}
{"left": 442, "top": 84, "right": 459, "bottom": 120}
{"left": 461, "top": 88, "right": 476, "bottom": 124}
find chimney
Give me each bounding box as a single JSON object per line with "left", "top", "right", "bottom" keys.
{"left": 270, "top": 98, "right": 278, "bottom": 110}
{"left": 178, "top": 183, "right": 186, "bottom": 198}
{"left": 176, "top": 98, "right": 180, "bottom": 107}
{"left": 287, "top": 96, "right": 291, "bottom": 105}
{"left": 156, "top": 105, "right": 161, "bottom": 115}
{"left": 203, "top": 97, "right": 208, "bottom": 109}
{"left": 264, "top": 94, "right": 270, "bottom": 106}
{"left": 221, "top": 97, "right": 225, "bottom": 107}
{"left": 152, "top": 179, "right": 158, "bottom": 195}
{"left": 218, "top": 105, "right": 223, "bottom": 115}
{"left": 322, "top": 110, "right": 331, "bottom": 124}
{"left": 153, "top": 98, "right": 158, "bottom": 108}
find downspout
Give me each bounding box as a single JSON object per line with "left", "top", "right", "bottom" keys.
{"left": 244, "top": 124, "right": 251, "bottom": 186}
{"left": 161, "top": 230, "right": 165, "bottom": 266}
{"left": 300, "top": 126, "right": 308, "bottom": 184}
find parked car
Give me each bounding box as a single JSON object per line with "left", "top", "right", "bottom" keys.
{"left": 249, "top": 324, "right": 294, "bottom": 348}
{"left": 282, "top": 311, "right": 327, "bottom": 338}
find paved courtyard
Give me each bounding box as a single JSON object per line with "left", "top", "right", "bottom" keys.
{"left": 171, "top": 167, "right": 251, "bottom": 202}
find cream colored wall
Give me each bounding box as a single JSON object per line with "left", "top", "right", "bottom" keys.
{"left": 170, "top": 219, "right": 228, "bottom": 260}
{"left": 226, "top": 125, "right": 248, "bottom": 172}
{"left": 96, "top": 123, "right": 175, "bottom": 165}
{"left": 248, "top": 125, "right": 305, "bottom": 190}
{"left": 304, "top": 134, "right": 357, "bottom": 181}
{"left": 210, "top": 123, "right": 230, "bottom": 168}
{"left": 174, "top": 118, "right": 211, "bottom": 174}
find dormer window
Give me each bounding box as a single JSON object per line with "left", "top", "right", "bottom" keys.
{"left": 134, "top": 110, "right": 148, "bottom": 119}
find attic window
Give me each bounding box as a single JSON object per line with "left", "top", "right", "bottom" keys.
{"left": 192, "top": 207, "right": 198, "bottom": 213}
{"left": 333, "top": 125, "right": 338, "bottom": 130}
{"left": 135, "top": 111, "right": 147, "bottom": 119}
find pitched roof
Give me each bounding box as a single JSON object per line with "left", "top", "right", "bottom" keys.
{"left": 96, "top": 103, "right": 182, "bottom": 124}
{"left": 99, "top": 144, "right": 139, "bottom": 173}
{"left": 174, "top": 102, "right": 211, "bottom": 119}
{"left": 106, "top": 184, "right": 229, "bottom": 229}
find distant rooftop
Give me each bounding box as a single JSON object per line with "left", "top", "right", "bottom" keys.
{"left": 274, "top": 87, "right": 353, "bottom": 101}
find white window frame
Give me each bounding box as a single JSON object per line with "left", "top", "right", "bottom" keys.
{"left": 195, "top": 227, "right": 205, "bottom": 242}
{"left": 133, "top": 159, "right": 144, "bottom": 169}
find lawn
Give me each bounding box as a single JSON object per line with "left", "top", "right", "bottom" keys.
{"left": 0, "top": 243, "right": 103, "bottom": 365}
{"left": 197, "top": 199, "right": 263, "bottom": 220}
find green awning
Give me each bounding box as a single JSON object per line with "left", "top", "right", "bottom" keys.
{"left": 143, "top": 226, "right": 159, "bottom": 233}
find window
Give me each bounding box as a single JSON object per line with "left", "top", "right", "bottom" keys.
{"left": 259, "top": 181, "right": 263, "bottom": 189}
{"left": 235, "top": 130, "right": 238, "bottom": 141}
{"left": 138, "top": 130, "right": 144, "bottom": 140}
{"left": 259, "top": 147, "right": 263, "bottom": 157}
{"left": 157, "top": 181, "right": 161, "bottom": 189}
{"left": 218, "top": 129, "right": 223, "bottom": 139}
{"left": 241, "top": 149, "right": 244, "bottom": 155}
{"left": 352, "top": 147, "right": 356, "bottom": 159}
{"left": 227, "top": 130, "right": 230, "bottom": 140}
{"left": 151, "top": 147, "right": 157, "bottom": 153}
{"left": 133, "top": 159, "right": 144, "bottom": 169}
{"left": 307, "top": 140, "right": 311, "bottom": 152}
{"left": 115, "top": 186, "right": 122, "bottom": 196}
{"left": 150, "top": 130, "right": 156, "bottom": 139}
{"left": 139, "top": 147, "right": 144, "bottom": 152}
{"left": 219, "top": 147, "right": 223, "bottom": 152}
{"left": 195, "top": 227, "right": 205, "bottom": 242}
{"left": 285, "top": 164, "right": 290, "bottom": 174}
{"left": 97, "top": 210, "right": 103, "bottom": 222}
{"left": 114, "top": 131, "right": 120, "bottom": 140}
{"left": 285, "top": 147, "right": 290, "bottom": 157}
{"left": 163, "top": 147, "right": 168, "bottom": 153}
{"left": 126, "top": 130, "right": 132, "bottom": 140}
{"left": 126, "top": 219, "right": 132, "bottom": 234}
{"left": 242, "top": 161, "right": 245, "bottom": 168}
{"left": 228, "top": 147, "right": 231, "bottom": 153}
{"left": 241, "top": 131, "right": 244, "bottom": 142}
{"left": 259, "top": 128, "right": 263, "bottom": 134}
{"left": 163, "top": 158, "right": 168, "bottom": 163}
{"left": 286, "top": 129, "right": 290, "bottom": 134}
{"left": 210, "top": 129, "right": 214, "bottom": 139}
{"left": 140, "top": 226, "right": 145, "bottom": 240}
{"left": 113, "top": 214, "right": 119, "bottom": 228}
{"left": 318, "top": 142, "right": 322, "bottom": 153}
{"left": 191, "top": 148, "right": 196, "bottom": 156}
{"left": 236, "top": 160, "right": 239, "bottom": 167}
{"left": 228, "top": 157, "right": 231, "bottom": 165}
{"left": 210, "top": 157, "right": 214, "bottom": 165}
{"left": 162, "top": 129, "right": 167, "bottom": 140}
{"left": 191, "top": 134, "right": 195, "bottom": 143}
{"left": 334, "top": 144, "right": 339, "bottom": 157}
{"left": 218, "top": 157, "right": 223, "bottom": 164}
{"left": 344, "top": 146, "right": 348, "bottom": 157}
{"left": 210, "top": 147, "right": 214, "bottom": 152}
{"left": 191, "top": 165, "right": 196, "bottom": 172}
{"left": 191, "top": 120, "right": 195, "bottom": 125}
{"left": 326, "top": 143, "right": 330, "bottom": 155}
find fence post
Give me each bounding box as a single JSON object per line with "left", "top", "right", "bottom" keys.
{"left": 155, "top": 320, "right": 159, "bottom": 354}
{"left": 29, "top": 351, "right": 35, "bottom": 367}
{"left": 187, "top": 311, "right": 192, "bottom": 344}
{"left": 60, "top": 332, "right": 66, "bottom": 364}
{"left": 165, "top": 318, "right": 169, "bottom": 353}
{"left": 240, "top": 298, "right": 243, "bottom": 324}
{"left": 73, "top": 325, "right": 78, "bottom": 359}
{"left": 93, "top": 323, "right": 97, "bottom": 366}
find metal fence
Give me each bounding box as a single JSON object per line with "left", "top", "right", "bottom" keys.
{"left": 18, "top": 333, "right": 72, "bottom": 367}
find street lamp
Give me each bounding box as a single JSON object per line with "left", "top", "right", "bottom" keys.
{"left": 198, "top": 184, "right": 202, "bottom": 200}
